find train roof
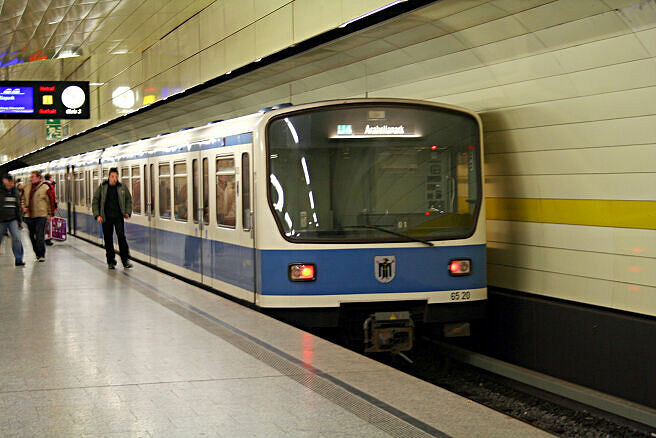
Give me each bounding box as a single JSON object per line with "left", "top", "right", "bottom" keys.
{"left": 13, "top": 98, "right": 479, "bottom": 171}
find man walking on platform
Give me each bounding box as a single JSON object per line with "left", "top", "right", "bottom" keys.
{"left": 21, "top": 171, "right": 55, "bottom": 262}
{"left": 92, "top": 167, "right": 133, "bottom": 270}
{"left": 0, "top": 175, "right": 25, "bottom": 266}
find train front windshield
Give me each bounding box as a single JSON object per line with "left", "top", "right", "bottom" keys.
{"left": 267, "top": 104, "right": 482, "bottom": 243}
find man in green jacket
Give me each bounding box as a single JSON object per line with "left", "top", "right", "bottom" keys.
{"left": 92, "top": 167, "right": 133, "bottom": 270}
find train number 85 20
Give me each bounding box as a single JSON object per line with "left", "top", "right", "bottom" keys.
{"left": 450, "top": 291, "right": 471, "bottom": 301}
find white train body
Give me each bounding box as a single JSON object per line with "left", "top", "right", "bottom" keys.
{"left": 13, "top": 99, "right": 487, "bottom": 327}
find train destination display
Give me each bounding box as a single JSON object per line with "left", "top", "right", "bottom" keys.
{"left": 0, "top": 81, "right": 89, "bottom": 119}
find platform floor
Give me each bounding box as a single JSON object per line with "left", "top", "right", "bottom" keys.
{"left": 0, "top": 235, "right": 553, "bottom": 437}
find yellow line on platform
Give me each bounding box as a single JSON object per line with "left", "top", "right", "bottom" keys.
{"left": 486, "top": 198, "right": 656, "bottom": 230}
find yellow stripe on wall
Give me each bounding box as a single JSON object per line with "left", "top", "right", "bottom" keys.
{"left": 486, "top": 198, "right": 656, "bottom": 230}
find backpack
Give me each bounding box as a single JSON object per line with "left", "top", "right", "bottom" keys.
{"left": 43, "top": 181, "right": 58, "bottom": 209}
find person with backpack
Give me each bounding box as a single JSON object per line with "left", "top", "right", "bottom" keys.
{"left": 0, "top": 174, "right": 25, "bottom": 266}
{"left": 92, "top": 168, "right": 133, "bottom": 270}
{"left": 21, "top": 171, "right": 55, "bottom": 262}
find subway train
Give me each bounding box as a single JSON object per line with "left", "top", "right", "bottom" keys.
{"left": 13, "top": 99, "right": 486, "bottom": 351}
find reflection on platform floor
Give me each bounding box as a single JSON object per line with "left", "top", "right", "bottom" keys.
{"left": 0, "top": 236, "right": 552, "bottom": 437}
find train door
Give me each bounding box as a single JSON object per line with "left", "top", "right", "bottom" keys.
{"left": 204, "top": 144, "right": 256, "bottom": 303}
{"left": 185, "top": 154, "right": 205, "bottom": 283}
{"left": 66, "top": 166, "right": 73, "bottom": 234}
{"left": 91, "top": 166, "right": 102, "bottom": 245}
{"left": 240, "top": 148, "right": 256, "bottom": 303}
{"left": 145, "top": 159, "right": 157, "bottom": 264}
{"left": 198, "top": 151, "right": 212, "bottom": 287}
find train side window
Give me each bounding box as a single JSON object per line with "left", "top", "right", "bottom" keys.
{"left": 102, "top": 168, "right": 108, "bottom": 181}
{"left": 159, "top": 163, "right": 171, "bottom": 219}
{"left": 64, "top": 172, "right": 69, "bottom": 203}
{"left": 92, "top": 170, "right": 99, "bottom": 194}
{"left": 173, "top": 162, "right": 188, "bottom": 221}
{"left": 241, "top": 153, "right": 250, "bottom": 230}
{"left": 86, "top": 170, "right": 91, "bottom": 206}
{"left": 75, "top": 171, "right": 85, "bottom": 207}
{"left": 131, "top": 166, "right": 141, "bottom": 215}
{"left": 120, "top": 167, "right": 129, "bottom": 188}
{"left": 202, "top": 158, "right": 209, "bottom": 225}
{"left": 192, "top": 159, "right": 199, "bottom": 223}
{"left": 216, "top": 157, "right": 236, "bottom": 228}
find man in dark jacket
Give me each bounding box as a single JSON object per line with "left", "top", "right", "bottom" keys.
{"left": 92, "top": 167, "right": 133, "bottom": 269}
{"left": 0, "top": 175, "right": 25, "bottom": 266}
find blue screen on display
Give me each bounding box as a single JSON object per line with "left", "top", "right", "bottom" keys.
{"left": 0, "top": 86, "right": 34, "bottom": 113}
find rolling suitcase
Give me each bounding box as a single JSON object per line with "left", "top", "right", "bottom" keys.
{"left": 48, "top": 217, "right": 67, "bottom": 241}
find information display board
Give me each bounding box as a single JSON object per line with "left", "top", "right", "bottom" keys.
{"left": 0, "top": 81, "right": 90, "bottom": 119}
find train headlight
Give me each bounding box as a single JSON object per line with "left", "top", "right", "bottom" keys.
{"left": 449, "top": 259, "right": 471, "bottom": 276}
{"left": 289, "top": 263, "right": 316, "bottom": 281}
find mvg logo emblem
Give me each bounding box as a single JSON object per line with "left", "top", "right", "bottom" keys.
{"left": 374, "top": 256, "right": 396, "bottom": 283}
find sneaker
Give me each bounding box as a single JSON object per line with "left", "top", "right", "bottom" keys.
{"left": 37, "top": 257, "right": 45, "bottom": 263}
{"left": 123, "top": 262, "right": 133, "bottom": 269}
{"left": 15, "top": 261, "right": 25, "bottom": 266}
{"left": 45, "top": 240, "right": 54, "bottom": 246}
{"left": 108, "top": 263, "right": 116, "bottom": 270}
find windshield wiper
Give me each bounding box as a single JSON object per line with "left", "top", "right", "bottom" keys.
{"left": 341, "top": 225, "right": 434, "bottom": 247}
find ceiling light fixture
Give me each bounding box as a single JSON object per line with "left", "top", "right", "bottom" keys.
{"left": 57, "top": 50, "right": 80, "bottom": 59}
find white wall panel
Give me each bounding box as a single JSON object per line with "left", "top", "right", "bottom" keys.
{"left": 489, "top": 242, "right": 656, "bottom": 289}
{"left": 292, "top": 0, "right": 342, "bottom": 43}
{"left": 225, "top": 24, "right": 256, "bottom": 71}
{"left": 199, "top": 1, "right": 226, "bottom": 50}
{"left": 255, "top": 0, "right": 291, "bottom": 18}
{"left": 488, "top": 264, "right": 615, "bottom": 308}
{"left": 224, "top": 0, "right": 256, "bottom": 36}
{"left": 484, "top": 115, "right": 656, "bottom": 153}
{"left": 482, "top": 85, "right": 656, "bottom": 132}
{"left": 488, "top": 221, "right": 656, "bottom": 259}
{"left": 199, "top": 41, "right": 226, "bottom": 83}
{"left": 486, "top": 143, "right": 656, "bottom": 176}
{"left": 636, "top": 26, "right": 656, "bottom": 55}
{"left": 486, "top": 173, "right": 656, "bottom": 200}
{"left": 255, "top": 5, "right": 293, "bottom": 59}
{"left": 490, "top": 263, "right": 656, "bottom": 316}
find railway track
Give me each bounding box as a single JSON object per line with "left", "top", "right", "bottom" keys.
{"left": 311, "top": 327, "right": 656, "bottom": 438}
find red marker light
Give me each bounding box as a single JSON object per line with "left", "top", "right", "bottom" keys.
{"left": 425, "top": 211, "right": 431, "bottom": 216}
{"left": 468, "top": 145, "right": 474, "bottom": 150}
{"left": 431, "top": 145, "right": 438, "bottom": 151}
{"left": 289, "top": 263, "right": 316, "bottom": 281}
{"left": 449, "top": 259, "right": 471, "bottom": 276}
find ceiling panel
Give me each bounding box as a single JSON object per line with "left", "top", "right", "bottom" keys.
{"left": 1, "top": 1, "right": 28, "bottom": 18}
{"left": 0, "top": 0, "right": 208, "bottom": 67}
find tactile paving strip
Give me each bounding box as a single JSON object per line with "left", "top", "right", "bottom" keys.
{"left": 68, "top": 244, "right": 451, "bottom": 438}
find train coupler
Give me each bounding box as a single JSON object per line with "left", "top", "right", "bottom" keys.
{"left": 364, "top": 311, "right": 414, "bottom": 354}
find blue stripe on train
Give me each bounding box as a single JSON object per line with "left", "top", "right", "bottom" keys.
{"left": 73, "top": 212, "right": 485, "bottom": 297}
{"left": 73, "top": 212, "right": 256, "bottom": 291}
{"left": 257, "top": 245, "right": 486, "bottom": 295}
{"left": 74, "top": 211, "right": 101, "bottom": 238}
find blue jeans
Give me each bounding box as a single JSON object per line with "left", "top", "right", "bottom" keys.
{"left": 0, "top": 220, "right": 24, "bottom": 263}
{"left": 25, "top": 217, "right": 47, "bottom": 259}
